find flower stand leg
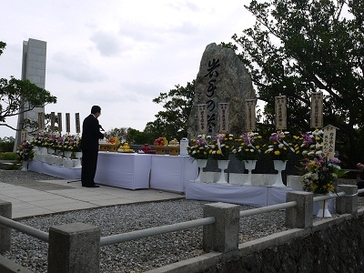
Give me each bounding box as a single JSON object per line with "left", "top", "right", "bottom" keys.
{"left": 272, "top": 160, "right": 287, "bottom": 187}
{"left": 316, "top": 198, "right": 332, "bottom": 218}
{"left": 20, "top": 161, "right": 28, "bottom": 171}
{"left": 243, "top": 160, "right": 257, "bottom": 186}
{"left": 195, "top": 159, "right": 208, "bottom": 182}
{"left": 216, "top": 160, "right": 230, "bottom": 185}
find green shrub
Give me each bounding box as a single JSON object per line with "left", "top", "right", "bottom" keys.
{"left": 0, "top": 152, "right": 18, "bottom": 160}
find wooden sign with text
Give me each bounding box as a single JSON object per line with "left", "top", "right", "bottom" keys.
{"left": 322, "top": 124, "right": 338, "bottom": 159}
{"left": 197, "top": 104, "right": 207, "bottom": 134}
{"left": 245, "top": 99, "right": 256, "bottom": 132}
{"left": 275, "top": 96, "right": 287, "bottom": 130}
{"left": 310, "top": 92, "right": 323, "bottom": 129}
{"left": 66, "top": 113, "right": 70, "bottom": 133}
{"left": 218, "top": 103, "right": 229, "bottom": 133}
{"left": 37, "top": 112, "right": 45, "bottom": 130}
{"left": 75, "top": 113, "right": 80, "bottom": 133}
{"left": 50, "top": 112, "right": 55, "bottom": 131}
{"left": 57, "top": 113, "right": 63, "bottom": 132}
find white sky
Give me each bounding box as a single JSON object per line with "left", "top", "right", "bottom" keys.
{"left": 0, "top": 0, "right": 255, "bottom": 138}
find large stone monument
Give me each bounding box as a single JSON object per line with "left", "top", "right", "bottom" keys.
{"left": 14, "top": 38, "right": 47, "bottom": 148}
{"left": 187, "top": 43, "right": 256, "bottom": 138}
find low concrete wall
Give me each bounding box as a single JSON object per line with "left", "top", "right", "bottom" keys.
{"left": 147, "top": 209, "right": 364, "bottom": 273}
{"left": 0, "top": 255, "right": 33, "bottom": 273}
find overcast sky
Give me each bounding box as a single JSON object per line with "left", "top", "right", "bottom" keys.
{"left": 0, "top": 0, "right": 255, "bottom": 138}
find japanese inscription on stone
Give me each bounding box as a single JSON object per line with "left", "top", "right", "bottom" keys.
{"left": 66, "top": 113, "right": 70, "bottom": 133}
{"left": 218, "top": 103, "right": 229, "bottom": 133}
{"left": 75, "top": 113, "right": 80, "bottom": 133}
{"left": 275, "top": 96, "right": 287, "bottom": 130}
{"left": 310, "top": 92, "right": 323, "bottom": 129}
{"left": 322, "top": 124, "right": 337, "bottom": 159}
{"left": 197, "top": 104, "right": 207, "bottom": 134}
{"left": 204, "top": 58, "right": 220, "bottom": 133}
{"left": 57, "top": 113, "right": 63, "bottom": 132}
{"left": 245, "top": 99, "right": 256, "bottom": 132}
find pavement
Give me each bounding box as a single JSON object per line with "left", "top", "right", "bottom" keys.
{"left": 0, "top": 178, "right": 185, "bottom": 219}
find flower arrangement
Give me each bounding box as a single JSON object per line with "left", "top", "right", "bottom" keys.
{"left": 233, "top": 131, "right": 263, "bottom": 161}
{"left": 187, "top": 134, "right": 211, "bottom": 160}
{"left": 154, "top": 137, "right": 168, "bottom": 147}
{"left": 16, "top": 140, "right": 35, "bottom": 162}
{"left": 208, "top": 133, "right": 234, "bottom": 160}
{"left": 264, "top": 131, "right": 298, "bottom": 161}
{"left": 300, "top": 129, "right": 323, "bottom": 159}
{"left": 301, "top": 154, "right": 347, "bottom": 194}
{"left": 63, "top": 134, "right": 82, "bottom": 152}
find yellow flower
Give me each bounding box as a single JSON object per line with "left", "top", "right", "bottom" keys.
{"left": 274, "top": 150, "right": 280, "bottom": 156}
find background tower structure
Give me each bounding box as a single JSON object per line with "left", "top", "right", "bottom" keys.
{"left": 14, "top": 38, "right": 47, "bottom": 149}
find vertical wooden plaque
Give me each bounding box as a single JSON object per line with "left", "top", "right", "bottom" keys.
{"left": 245, "top": 99, "right": 256, "bottom": 132}
{"left": 75, "top": 113, "right": 80, "bottom": 133}
{"left": 275, "top": 96, "right": 287, "bottom": 130}
{"left": 310, "top": 92, "right": 323, "bottom": 129}
{"left": 66, "top": 113, "right": 71, "bottom": 133}
{"left": 197, "top": 104, "right": 207, "bottom": 134}
{"left": 218, "top": 103, "right": 229, "bottom": 133}
{"left": 50, "top": 112, "right": 55, "bottom": 131}
{"left": 322, "top": 124, "right": 337, "bottom": 159}
{"left": 57, "top": 113, "right": 63, "bottom": 132}
{"left": 38, "top": 112, "right": 45, "bottom": 130}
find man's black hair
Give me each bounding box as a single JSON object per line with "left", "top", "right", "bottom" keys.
{"left": 91, "top": 105, "right": 101, "bottom": 114}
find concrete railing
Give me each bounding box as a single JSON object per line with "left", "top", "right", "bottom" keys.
{"left": 0, "top": 184, "right": 361, "bottom": 273}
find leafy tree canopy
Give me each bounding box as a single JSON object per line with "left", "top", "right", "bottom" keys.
{"left": 147, "top": 81, "right": 195, "bottom": 141}
{"left": 231, "top": 0, "right": 364, "bottom": 166}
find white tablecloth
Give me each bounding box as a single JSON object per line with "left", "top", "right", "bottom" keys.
{"left": 94, "top": 152, "right": 152, "bottom": 189}
{"left": 150, "top": 155, "right": 198, "bottom": 192}
{"left": 185, "top": 181, "right": 292, "bottom": 207}
{"left": 28, "top": 160, "right": 81, "bottom": 179}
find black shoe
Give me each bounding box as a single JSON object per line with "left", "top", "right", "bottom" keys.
{"left": 84, "top": 184, "right": 99, "bottom": 188}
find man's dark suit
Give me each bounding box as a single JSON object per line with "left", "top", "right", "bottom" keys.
{"left": 81, "top": 114, "right": 104, "bottom": 187}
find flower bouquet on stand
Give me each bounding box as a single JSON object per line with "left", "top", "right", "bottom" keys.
{"left": 187, "top": 135, "right": 211, "bottom": 182}
{"left": 16, "top": 140, "right": 35, "bottom": 171}
{"left": 264, "top": 131, "right": 298, "bottom": 187}
{"left": 301, "top": 153, "right": 347, "bottom": 217}
{"left": 233, "top": 131, "right": 263, "bottom": 185}
{"left": 299, "top": 129, "right": 324, "bottom": 159}
{"left": 209, "top": 133, "right": 234, "bottom": 184}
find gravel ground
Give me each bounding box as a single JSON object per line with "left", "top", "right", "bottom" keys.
{"left": 1, "top": 170, "right": 363, "bottom": 273}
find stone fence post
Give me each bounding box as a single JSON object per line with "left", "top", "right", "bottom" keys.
{"left": 285, "top": 191, "right": 313, "bottom": 229}
{"left": 203, "top": 202, "right": 240, "bottom": 253}
{"left": 48, "top": 222, "right": 100, "bottom": 273}
{"left": 0, "top": 200, "right": 12, "bottom": 254}
{"left": 336, "top": 185, "right": 358, "bottom": 215}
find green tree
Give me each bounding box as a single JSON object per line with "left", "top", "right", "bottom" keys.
{"left": 107, "top": 127, "right": 128, "bottom": 142}
{"left": 232, "top": 0, "right": 364, "bottom": 167}
{"left": 0, "top": 42, "right": 57, "bottom": 131}
{"left": 149, "top": 81, "right": 195, "bottom": 141}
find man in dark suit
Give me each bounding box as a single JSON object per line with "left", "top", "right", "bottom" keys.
{"left": 81, "top": 105, "right": 105, "bottom": 187}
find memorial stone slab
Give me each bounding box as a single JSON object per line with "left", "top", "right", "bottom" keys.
{"left": 187, "top": 43, "right": 256, "bottom": 138}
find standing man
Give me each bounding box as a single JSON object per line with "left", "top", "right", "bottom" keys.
{"left": 81, "top": 105, "right": 105, "bottom": 187}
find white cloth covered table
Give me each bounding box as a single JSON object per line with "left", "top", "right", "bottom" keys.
{"left": 28, "top": 160, "right": 81, "bottom": 179}
{"left": 150, "top": 155, "right": 198, "bottom": 192}
{"left": 94, "top": 152, "right": 152, "bottom": 189}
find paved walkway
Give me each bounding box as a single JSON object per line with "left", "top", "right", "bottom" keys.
{"left": 0, "top": 179, "right": 184, "bottom": 219}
